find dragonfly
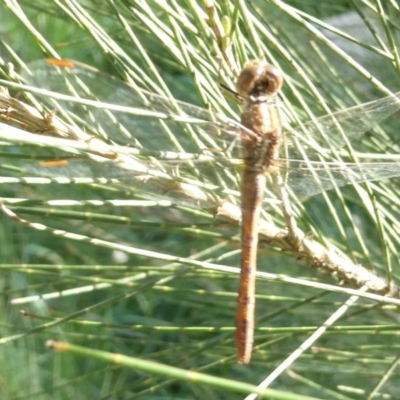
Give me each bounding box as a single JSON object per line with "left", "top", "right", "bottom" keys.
{"left": 1, "top": 58, "right": 400, "bottom": 364}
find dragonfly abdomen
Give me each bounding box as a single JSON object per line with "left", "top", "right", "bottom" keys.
{"left": 237, "top": 169, "right": 266, "bottom": 364}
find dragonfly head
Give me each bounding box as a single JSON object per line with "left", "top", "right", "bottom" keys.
{"left": 236, "top": 60, "right": 283, "bottom": 99}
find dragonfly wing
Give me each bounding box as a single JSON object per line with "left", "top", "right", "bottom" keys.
{"left": 284, "top": 159, "right": 400, "bottom": 200}
{"left": 288, "top": 92, "right": 400, "bottom": 158}
{"left": 21, "top": 59, "right": 400, "bottom": 160}
{"left": 23, "top": 59, "right": 248, "bottom": 156}
{"left": 15, "top": 59, "right": 400, "bottom": 204}
{"left": 1, "top": 153, "right": 245, "bottom": 209}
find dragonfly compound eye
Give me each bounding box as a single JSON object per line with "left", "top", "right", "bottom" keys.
{"left": 236, "top": 60, "right": 283, "bottom": 98}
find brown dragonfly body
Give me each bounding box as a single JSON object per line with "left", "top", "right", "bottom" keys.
{"left": 235, "top": 61, "right": 283, "bottom": 364}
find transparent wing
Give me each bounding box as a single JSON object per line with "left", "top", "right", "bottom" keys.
{"left": 22, "top": 59, "right": 250, "bottom": 158}
{"left": 23, "top": 59, "right": 400, "bottom": 158}
{"left": 0, "top": 148, "right": 245, "bottom": 212}
{"left": 3, "top": 58, "right": 400, "bottom": 203}
{"left": 4, "top": 148, "right": 400, "bottom": 207}
{"left": 287, "top": 93, "right": 400, "bottom": 157}
{"left": 279, "top": 159, "right": 400, "bottom": 200}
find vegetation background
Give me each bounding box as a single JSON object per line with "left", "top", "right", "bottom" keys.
{"left": 1, "top": 0, "right": 400, "bottom": 399}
